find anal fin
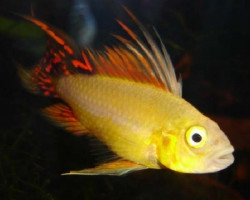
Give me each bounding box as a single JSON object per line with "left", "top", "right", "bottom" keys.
{"left": 63, "top": 159, "right": 146, "bottom": 176}
{"left": 43, "top": 103, "right": 88, "bottom": 135}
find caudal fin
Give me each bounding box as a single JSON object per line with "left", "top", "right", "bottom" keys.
{"left": 18, "top": 16, "right": 93, "bottom": 97}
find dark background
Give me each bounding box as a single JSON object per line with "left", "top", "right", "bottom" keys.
{"left": 0, "top": 0, "right": 249, "bottom": 199}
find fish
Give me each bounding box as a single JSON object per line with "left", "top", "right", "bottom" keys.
{"left": 18, "top": 7, "right": 234, "bottom": 176}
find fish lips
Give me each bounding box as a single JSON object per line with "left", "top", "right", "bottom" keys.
{"left": 206, "top": 145, "right": 234, "bottom": 172}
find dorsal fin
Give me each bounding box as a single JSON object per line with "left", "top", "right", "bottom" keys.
{"left": 86, "top": 46, "right": 166, "bottom": 89}
{"left": 21, "top": 8, "right": 181, "bottom": 96}
{"left": 86, "top": 7, "right": 182, "bottom": 96}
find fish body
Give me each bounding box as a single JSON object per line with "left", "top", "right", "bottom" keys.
{"left": 19, "top": 8, "right": 234, "bottom": 175}
{"left": 56, "top": 74, "right": 181, "bottom": 169}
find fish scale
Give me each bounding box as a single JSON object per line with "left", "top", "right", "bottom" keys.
{"left": 55, "top": 74, "right": 177, "bottom": 167}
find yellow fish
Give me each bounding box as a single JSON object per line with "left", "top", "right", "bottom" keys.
{"left": 19, "top": 7, "right": 234, "bottom": 175}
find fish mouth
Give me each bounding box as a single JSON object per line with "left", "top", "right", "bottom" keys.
{"left": 206, "top": 145, "right": 234, "bottom": 172}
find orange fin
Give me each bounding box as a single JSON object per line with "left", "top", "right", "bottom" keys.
{"left": 18, "top": 64, "right": 59, "bottom": 97}
{"left": 86, "top": 7, "right": 182, "bottom": 96}
{"left": 18, "top": 16, "right": 93, "bottom": 97}
{"left": 62, "top": 160, "right": 146, "bottom": 176}
{"left": 43, "top": 103, "right": 88, "bottom": 135}
{"left": 22, "top": 16, "right": 92, "bottom": 72}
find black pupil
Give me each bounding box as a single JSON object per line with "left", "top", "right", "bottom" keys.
{"left": 192, "top": 133, "right": 202, "bottom": 142}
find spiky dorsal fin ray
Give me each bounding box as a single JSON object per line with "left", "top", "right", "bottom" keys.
{"left": 87, "top": 7, "right": 182, "bottom": 96}
{"left": 20, "top": 10, "right": 181, "bottom": 96}
{"left": 122, "top": 6, "right": 182, "bottom": 96}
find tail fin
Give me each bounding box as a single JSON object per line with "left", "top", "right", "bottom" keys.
{"left": 18, "top": 16, "right": 93, "bottom": 97}
{"left": 18, "top": 63, "right": 58, "bottom": 97}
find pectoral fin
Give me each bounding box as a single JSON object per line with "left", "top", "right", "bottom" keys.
{"left": 62, "top": 160, "right": 146, "bottom": 176}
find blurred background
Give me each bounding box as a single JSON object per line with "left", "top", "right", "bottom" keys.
{"left": 0, "top": 0, "right": 249, "bottom": 199}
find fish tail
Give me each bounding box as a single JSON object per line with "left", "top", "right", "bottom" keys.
{"left": 18, "top": 63, "right": 59, "bottom": 97}
{"left": 18, "top": 16, "right": 93, "bottom": 97}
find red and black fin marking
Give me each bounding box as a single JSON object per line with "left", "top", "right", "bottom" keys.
{"left": 43, "top": 103, "right": 88, "bottom": 135}
{"left": 19, "top": 16, "right": 92, "bottom": 97}
{"left": 22, "top": 16, "right": 93, "bottom": 73}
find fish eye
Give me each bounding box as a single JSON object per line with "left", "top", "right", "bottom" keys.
{"left": 186, "top": 126, "right": 207, "bottom": 148}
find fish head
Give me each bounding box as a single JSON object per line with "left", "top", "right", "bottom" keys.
{"left": 158, "top": 111, "right": 234, "bottom": 173}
